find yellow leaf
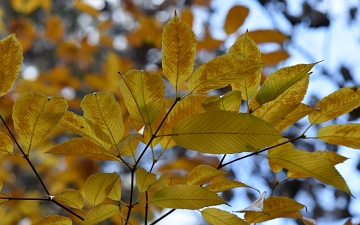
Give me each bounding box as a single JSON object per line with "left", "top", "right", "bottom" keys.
{"left": 268, "top": 148, "right": 352, "bottom": 195}
{"left": 118, "top": 134, "right": 141, "bottom": 157}
{"left": 251, "top": 74, "right": 310, "bottom": 125}
{"left": 84, "top": 172, "right": 119, "bottom": 206}
{"left": 0, "top": 131, "right": 13, "bottom": 154}
{"left": 256, "top": 62, "right": 317, "bottom": 105}
{"left": 318, "top": 124, "right": 360, "bottom": 149}
{"left": 74, "top": 1, "right": 99, "bottom": 17}
{"left": 54, "top": 189, "right": 84, "bottom": 209}
{"left": 180, "top": 7, "right": 193, "bottom": 27}
{"left": 0, "top": 34, "right": 23, "bottom": 97}
{"left": 13, "top": 92, "right": 67, "bottom": 151}
{"left": 172, "top": 111, "right": 282, "bottom": 154}
{"left": 261, "top": 51, "right": 290, "bottom": 65}
{"left": 268, "top": 139, "right": 294, "bottom": 173}
{"left": 273, "top": 103, "right": 314, "bottom": 131}
{"left": 136, "top": 168, "right": 157, "bottom": 193}
{"left": 224, "top": 5, "right": 249, "bottom": 35}
{"left": 287, "top": 151, "right": 347, "bottom": 179}
{"left": 32, "top": 215, "right": 72, "bottom": 225}
{"left": 188, "top": 54, "right": 262, "bottom": 93}
{"left": 202, "top": 208, "right": 249, "bottom": 225}
{"left": 107, "top": 176, "right": 122, "bottom": 201}
{"left": 82, "top": 204, "right": 119, "bottom": 225}
{"left": 162, "top": 14, "right": 196, "bottom": 93}
{"left": 202, "top": 91, "right": 242, "bottom": 111}
{"left": 46, "top": 138, "right": 118, "bottom": 161}
{"left": 58, "top": 111, "right": 111, "bottom": 150}
{"left": 10, "top": 0, "right": 43, "bottom": 15}
{"left": 248, "top": 29, "right": 288, "bottom": 44}
{"left": 160, "top": 94, "right": 207, "bottom": 149}
{"left": 120, "top": 69, "right": 165, "bottom": 126}
{"left": 205, "top": 180, "right": 255, "bottom": 192}
{"left": 243, "top": 196, "right": 304, "bottom": 223}
{"left": 309, "top": 86, "right": 360, "bottom": 124}
{"left": 187, "top": 165, "right": 225, "bottom": 185}
{"left": 149, "top": 172, "right": 173, "bottom": 193}
{"left": 81, "top": 92, "right": 124, "bottom": 147}
{"left": 151, "top": 184, "right": 226, "bottom": 209}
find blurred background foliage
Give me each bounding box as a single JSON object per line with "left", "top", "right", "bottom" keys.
{"left": 0, "top": 0, "right": 360, "bottom": 224}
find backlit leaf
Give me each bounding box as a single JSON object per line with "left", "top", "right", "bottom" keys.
{"left": 58, "top": 111, "right": 111, "bottom": 150}
{"left": 243, "top": 196, "right": 304, "bottom": 223}
{"left": 229, "top": 32, "right": 261, "bottom": 101}
{"left": 46, "top": 138, "right": 118, "bottom": 161}
{"left": 160, "top": 94, "right": 207, "bottom": 149}
{"left": 268, "top": 139, "right": 294, "bottom": 173}
{"left": 309, "top": 87, "right": 360, "bottom": 124}
{"left": 82, "top": 204, "right": 119, "bottom": 225}
{"left": 172, "top": 111, "right": 282, "bottom": 154}
{"left": 205, "top": 180, "right": 255, "bottom": 192}
{"left": 32, "top": 215, "right": 72, "bottom": 225}
{"left": 81, "top": 92, "right": 124, "bottom": 147}
{"left": 202, "top": 91, "right": 242, "bottom": 111}
{"left": 118, "top": 134, "right": 141, "bottom": 157}
{"left": 188, "top": 54, "right": 262, "bottom": 93}
{"left": 136, "top": 168, "right": 157, "bottom": 193}
{"left": 273, "top": 103, "right": 314, "bottom": 131}
{"left": 13, "top": 92, "right": 67, "bottom": 151}
{"left": 85, "top": 172, "right": 119, "bottom": 206}
{"left": 0, "top": 34, "right": 23, "bottom": 97}
{"left": 0, "top": 131, "right": 13, "bottom": 154}
{"left": 151, "top": 184, "right": 226, "bottom": 209}
{"left": 251, "top": 74, "right": 310, "bottom": 125}
{"left": 318, "top": 124, "right": 360, "bottom": 149}
{"left": 120, "top": 69, "right": 165, "bottom": 126}
{"left": 202, "top": 208, "right": 249, "bottom": 225}
{"left": 256, "top": 62, "right": 317, "bottom": 105}
{"left": 162, "top": 14, "right": 196, "bottom": 93}
{"left": 268, "top": 148, "right": 351, "bottom": 195}
{"left": 224, "top": 5, "right": 249, "bottom": 35}
{"left": 107, "top": 176, "right": 122, "bottom": 201}
{"left": 54, "top": 189, "right": 84, "bottom": 209}
{"left": 187, "top": 165, "right": 225, "bottom": 185}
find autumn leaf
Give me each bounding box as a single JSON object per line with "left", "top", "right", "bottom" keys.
{"left": 248, "top": 29, "right": 288, "bottom": 44}
{"left": 82, "top": 204, "right": 119, "bottom": 225}
{"left": 318, "top": 124, "right": 360, "bottom": 149}
{"left": 205, "top": 180, "right": 256, "bottom": 193}
{"left": 229, "top": 32, "right": 261, "bottom": 101}
{"left": 202, "top": 208, "right": 249, "bottom": 225}
{"left": 172, "top": 111, "right": 282, "bottom": 154}
{"left": 81, "top": 92, "right": 124, "bottom": 147}
{"left": 273, "top": 103, "right": 314, "bottom": 131}
{"left": 54, "top": 189, "right": 84, "bottom": 209}
{"left": 188, "top": 54, "right": 262, "bottom": 93}
{"left": 0, "top": 131, "right": 13, "bottom": 154}
{"left": 256, "top": 62, "right": 318, "bottom": 105}
{"left": 268, "top": 148, "right": 351, "bottom": 195}
{"left": 251, "top": 74, "right": 310, "bottom": 125}
{"left": 309, "top": 86, "right": 360, "bottom": 124}
{"left": 202, "top": 91, "right": 242, "bottom": 111}
{"left": 0, "top": 34, "right": 23, "bottom": 97}
{"left": 32, "top": 215, "right": 72, "bottom": 225}
{"left": 84, "top": 172, "right": 119, "bottom": 206}
{"left": 187, "top": 165, "right": 225, "bottom": 185}
{"left": 120, "top": 69, "right": 165, "bottom": 127}
{"left": 136, "top": 168, "right": 157, "bottom": 193}
{"left": 107, "top": 176, "right": 122, "bottom": 201}
{"left": 243, "top": 196, "right": 304, "bottom": 223}
{"left": 13, "top": 92, "right": 67, "bottom": 151}
{"left": 224, "top": 5, "right": 249, "bottom": 35}
{"left": 162, "top": 14, "right": 196, "bottom": 93}
{"left": 46, "top": 138, "right": 119, "bottom": 161}
{"left": 117, "top": 134, "right": 141, "bottom": 158}
{"left": 151, "top": 184, "right": 226, "bottom": 209}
